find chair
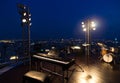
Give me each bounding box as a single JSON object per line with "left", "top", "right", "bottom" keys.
{"left": 23, "top": 71, "right": 51, "bottom": 83}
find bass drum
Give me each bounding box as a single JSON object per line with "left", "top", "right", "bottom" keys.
{"left": 103, "top": 53, "right": 114, "bottom": 63}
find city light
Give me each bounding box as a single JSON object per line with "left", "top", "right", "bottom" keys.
{"left": 10, "top": 56, "right": 19, "bottom": 60}
{"left": 71, "top": 46, "right": 81, "bottom": 50}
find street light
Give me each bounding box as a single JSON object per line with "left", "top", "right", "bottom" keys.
{"left": 17, "top": 3, "right": 32, "bottom": 70}
{"left": 82, "top": 19, "right": 96, "bottom": 65}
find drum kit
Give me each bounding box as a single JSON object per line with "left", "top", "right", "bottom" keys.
{"left": 98, "top": 43, "right": 118, "bottom": 63}
{"left": 102, "top": 53, "right": 113, "bottom": 63}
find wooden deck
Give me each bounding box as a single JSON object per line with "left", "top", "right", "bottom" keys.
{"left": 0, "top": 54, "right": 120, "bottom": 83}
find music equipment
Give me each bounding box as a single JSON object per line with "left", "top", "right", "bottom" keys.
{"left": 98, "top": 43, "right": 118, "bottom": 63}
{"left": 101, "top": 47, "right": 108, "bottom": 56}
{"left": 102, "top": 53, "right": 114, "bottom": 63}
{"left": 32, "top": 53, "right": 75, "bottom": 83}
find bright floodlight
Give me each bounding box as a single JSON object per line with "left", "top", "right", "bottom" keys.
{"left": 82, "top": 22, "right": 86, "bottom": 28}
{"left": 29, "top": 23, "right": 32, "bottom": 26}
{"left": 81, "top": 20, "right": 97, "bottom": 31}
{"left": 29, "top": 14, "right": 31, "bottom": 16}
{"left": 82, "top": 24, "right": 85, "bottom": 28}
{"left": 82, "top": 22, "right": 84, "bottom": 25}
{"left": 83, "top": 28, "right": 87, "bottom": 31}
{"left": 22, "top": 18, "right": 27, "bottom": 23}
{"left": 23, "top": 12, "right": 27, "bottom": 16}
{"left": 93, "top": 27, "right": 96, "bottom": 30}
{"left": 29, "top": 18, "right": 31, "bottom": 21}
{"left": 91, "top": 21, "right": 96, "bottom": 27}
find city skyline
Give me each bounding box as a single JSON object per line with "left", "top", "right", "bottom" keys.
{"left": 0, "top": 0, "right": 120, "bottom": 40}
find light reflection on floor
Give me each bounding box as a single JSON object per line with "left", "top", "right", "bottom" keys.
{"left": 101, "top": 62, "right": 113, "bottom": 70}
{"left": 68, "top": 60, "right": 120, "bottom": 83}
{"left": 69, "top": 65, "right": 104, "bottom": 83}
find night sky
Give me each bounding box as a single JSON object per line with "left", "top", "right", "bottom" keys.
{"left": 0, "top": 0, "right": 120, "bottom": 40}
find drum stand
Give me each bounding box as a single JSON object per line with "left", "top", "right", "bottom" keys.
{"left": 99, "top": 56, "right": 103, "bottom": 61}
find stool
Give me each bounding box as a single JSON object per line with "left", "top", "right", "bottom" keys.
{"left": 23, "top": 71, "right": 51, "bottom": 83}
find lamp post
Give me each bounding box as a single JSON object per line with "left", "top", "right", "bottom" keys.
{"left": 17, "top": 4, "right": 32, "bottom": 70}
{"left": 82, "top": 19, "right": 96, "bottom": 65}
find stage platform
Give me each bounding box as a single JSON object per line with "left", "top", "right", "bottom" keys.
{"left": 0, "top": 54, "right": 120, "bottom": 83}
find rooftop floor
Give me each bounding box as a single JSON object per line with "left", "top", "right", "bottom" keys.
{"left": 0, "top": 54, "right": 120, "bottom": 83}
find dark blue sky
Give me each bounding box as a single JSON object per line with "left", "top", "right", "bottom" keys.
{"left": 0, "top": 0, "right": 120, "bottom": 40}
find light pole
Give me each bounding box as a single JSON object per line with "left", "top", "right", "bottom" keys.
{"left": 17, "top": 4, "right": 32, "bottom": 70}
{"left": 82, "top": 19, "right": 96, "bottom": 65}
